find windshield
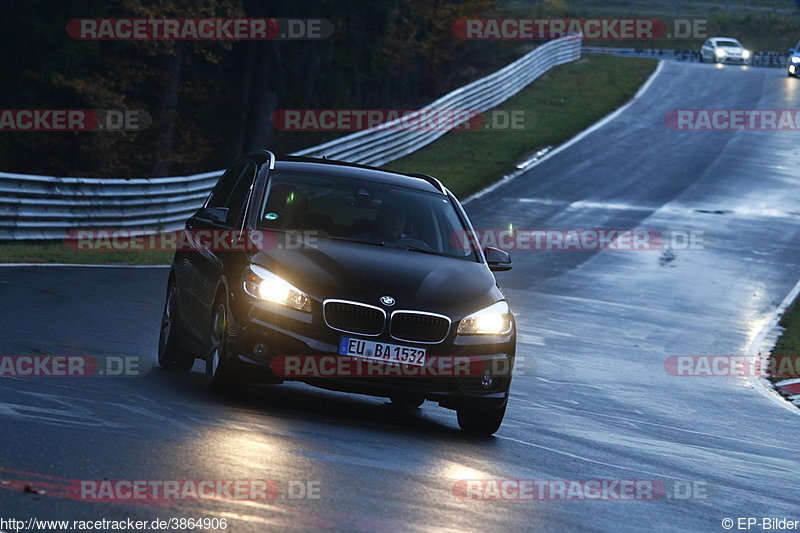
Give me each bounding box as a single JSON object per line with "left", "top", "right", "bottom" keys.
{"left": 258, "top": 171, "right": 478, "bottom": 261}
{"left": 716, "top": 40, "right": 741, "bottom": 48}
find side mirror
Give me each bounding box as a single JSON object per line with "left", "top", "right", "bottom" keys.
{"left": 192, "top": 207, "right": 230, "bottom": 226}
{"left": 484, "top": 246, "right": 512, "bottom": 272}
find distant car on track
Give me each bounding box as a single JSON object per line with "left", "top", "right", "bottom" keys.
{"left": 700, "top": 37, "right": 751, "bottom": 65}
{"left": 787, "top": 41, "right": 800, "bottom": 76}
{"left": 157, "top": 151, "right": 516, "bottom": 436}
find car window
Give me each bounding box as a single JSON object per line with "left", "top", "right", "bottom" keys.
{"left": 716, "top": 40, "right": 740, "bottom": 47}
{"left": 258, "top": 170, "right": 478, "bottom": 260}
{"left": 226, "top": 162, "right": 257, "bottom": 227}
{"left": 207, "top": 162, "right": 246, "bottom": 209}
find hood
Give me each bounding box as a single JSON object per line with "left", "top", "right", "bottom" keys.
{"left": 249, "top": 238, "right": 502, "bottom": 317}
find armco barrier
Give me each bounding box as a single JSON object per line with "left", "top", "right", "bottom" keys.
{"left": 0, "top": 35, "right": 581, "bottom": 241}
{"left": 583, "top": 46, "right": 790, "bottom": 69}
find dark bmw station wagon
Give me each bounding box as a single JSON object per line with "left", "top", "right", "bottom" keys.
{"left": 158, "top": 151, "right": 516, "bottom": 435}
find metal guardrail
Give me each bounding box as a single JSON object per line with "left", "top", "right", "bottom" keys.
{"left": 0, "top": 35, "right": 582, "bottom": 241}
{"left": 294, "top": 36, "right": 582, "bottom": 166}
{"left": 583, "top": 46, "right": 791, "bottom": 69}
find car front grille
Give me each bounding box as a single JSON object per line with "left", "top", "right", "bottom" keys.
{"left": 390, "top": 311, "right": 451, "bottom": 344}
{"left": 323, "top": 300, "right": 385, "bottom": 336}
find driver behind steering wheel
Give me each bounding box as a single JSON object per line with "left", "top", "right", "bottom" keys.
{"left": 374, "top": 203, "right": 407, "bottom": 242}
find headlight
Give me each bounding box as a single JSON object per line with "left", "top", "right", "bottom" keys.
{"left": 243, "top": 265, "right": 311, "bottom": 312}
{"left": 742, "top": 50, "right": 751, "bottom": 59}
{"left": 715, "top": 48, "right": 726, "bottom": 58}
{"left": 792, "top": 56, "right": 800, "bottom": 63}
{"left": 457, "top": 301, "right": 513, "bottom": 335}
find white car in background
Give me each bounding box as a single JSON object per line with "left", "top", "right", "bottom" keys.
{"left": 700, "top": 37, "right": 751, "bottom": 64}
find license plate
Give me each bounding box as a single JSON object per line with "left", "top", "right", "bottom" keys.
{"left": 338, "top": 337, "right": 426, "bottom": 366}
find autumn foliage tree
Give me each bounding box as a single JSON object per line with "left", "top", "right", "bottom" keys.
{"left": 0, "top": 0, "right": 502, "bottom": 178}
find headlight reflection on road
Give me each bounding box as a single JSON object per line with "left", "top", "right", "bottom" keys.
{"left": 783, "top": 75, "right": 799, "bottom": 100}
{"left": 194, "top": 414, "right": 298, "bottom": 476}
{"left": 442, "top": 463, "right": 492, "bottom": 481}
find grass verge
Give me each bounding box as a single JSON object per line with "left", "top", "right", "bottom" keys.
{"left": 769, "top": 301, "right": 800, "bottom": 386}
{"left": 499, "top": 0, "right": 800, "bottom": 51}
{"left": 0, "top": 243, "right": 173, "bottom": 265}
{"left": 0, "top": 55, "right": 656, "bottom": 265}
{"left": 385, "top": 55, "right": 657, "bottom": 197}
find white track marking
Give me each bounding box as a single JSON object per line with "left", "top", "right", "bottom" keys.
{"left": 463, "top": 60, "right": 665, "bottom": 205}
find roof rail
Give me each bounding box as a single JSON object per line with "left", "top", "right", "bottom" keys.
{"left": 246, "top": 149, "right": 277, "bottom": 169}
{"left": 264, "top": 150, "right": 276, "bottom": 169}
{"left": 407, "top": 173, "right": 446, "bottom": 194}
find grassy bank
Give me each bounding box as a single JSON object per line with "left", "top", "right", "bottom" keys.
{"left": 499, "top": 0, "right": 800, "bottom": 51}
{"left": 0, "top": 242, "right": 174, "bottom": 265}
{"left": 386, "top": 55, "right": 656, "bottom": 197}
{"left": 770, "top": 301, "right": 800, "bottom": 385}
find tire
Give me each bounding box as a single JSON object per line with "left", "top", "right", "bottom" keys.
{"left": 206, "top": 297, "right": 245, "bottom": 393}
{"left": 390, "top": 395, "right": 425, "bottom": 408}
{"left": 456, "top": 403, "right": 507, "bottom": 436}
{"left": 158, "top": 283, "right": 195, "bottom": 372}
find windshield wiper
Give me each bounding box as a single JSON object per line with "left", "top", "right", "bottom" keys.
{"left": 406, "top": 246, "right": 445, "bottom": 257}
{"left": 329, "top": 236, "right": 386, "bottom": 247}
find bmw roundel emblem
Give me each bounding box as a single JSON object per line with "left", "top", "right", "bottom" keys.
{"left": 380, "top": 296, "right": 395, "bottom": 306}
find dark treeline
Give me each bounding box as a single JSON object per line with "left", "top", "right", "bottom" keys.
{"left": 0, "top": 0, "right": 522, "bottom": 178}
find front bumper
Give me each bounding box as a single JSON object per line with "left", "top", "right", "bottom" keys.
{"left": 718, "top": 55, "right": 748, "bottom": 64}
{"left": 230, "top": 299, "right": 516, "bottom": 411}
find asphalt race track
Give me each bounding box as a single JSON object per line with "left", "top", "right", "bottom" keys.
{"left": 2, "top": 61, "right": 800, "bottom": 532}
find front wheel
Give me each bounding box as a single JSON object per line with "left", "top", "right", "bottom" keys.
{"left": 206, "top": 300, "right": 245, "bottom": 393}
{"left": 158, "top": 284, "right": 195, "bottom": 372}
{"left": 457, "top": 403, "right": 507, "bottom": 436}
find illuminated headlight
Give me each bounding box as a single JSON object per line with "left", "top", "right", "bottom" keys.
{"left": 742, "top": 50, "right": 751, "bottom": 60}
{"left": 243, "top": 265, "right": 311, "bottom": 312}
{"left": 715, "top": 48, "right": 726, "bottom": 58}
{"left": 792, "top": 56, "right": 800, "bottom": 63}
{"left": 457, "top": 301, "right": 512, "bottom": 335}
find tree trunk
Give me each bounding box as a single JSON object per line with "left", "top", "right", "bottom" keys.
{"left": 151, "top": 49, "right": 183, "bottom": 176}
